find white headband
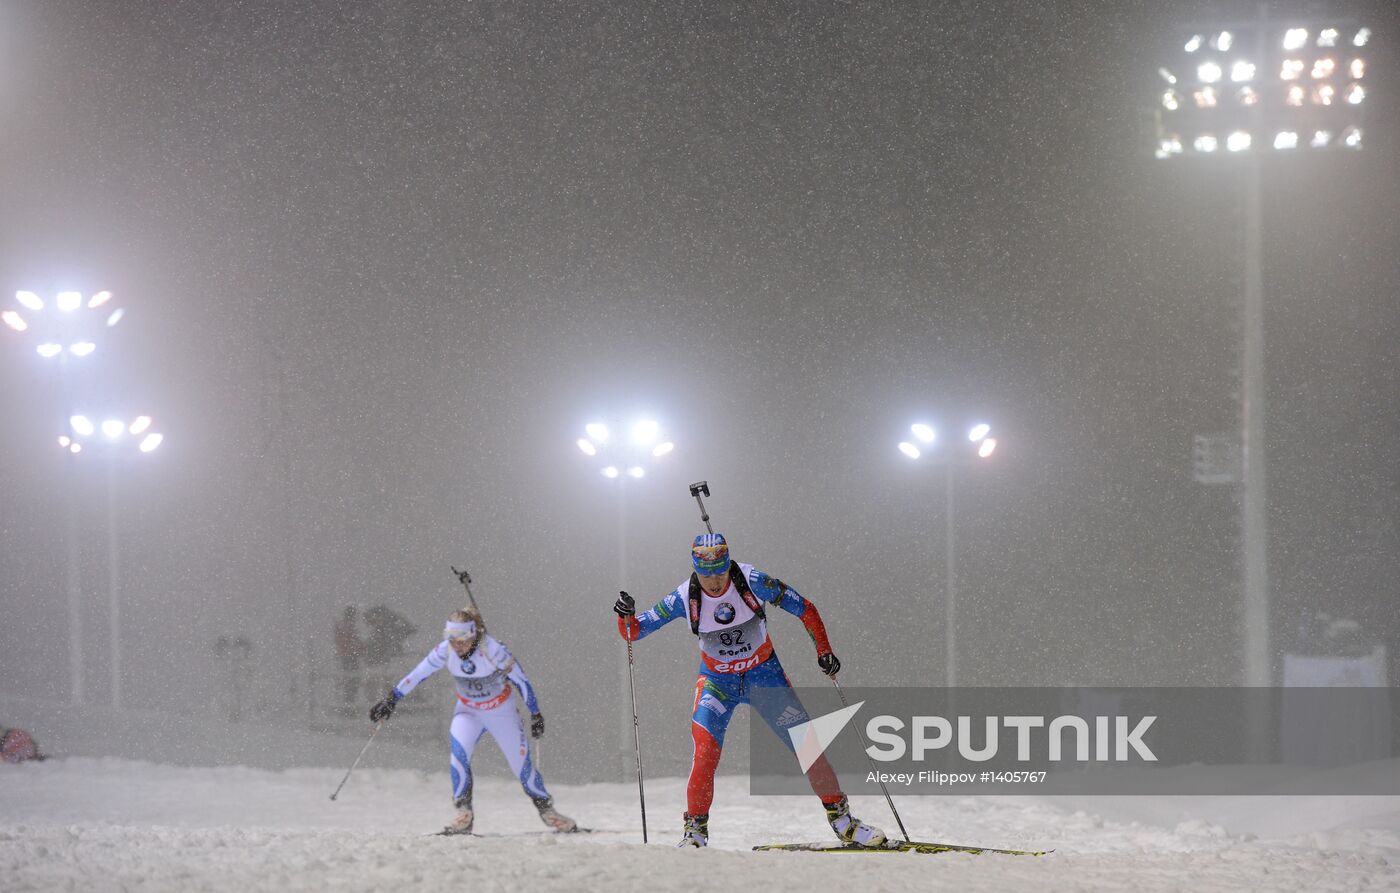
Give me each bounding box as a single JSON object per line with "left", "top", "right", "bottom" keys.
{"left": 444, "top": 620, "right": 477, "bottom": 638}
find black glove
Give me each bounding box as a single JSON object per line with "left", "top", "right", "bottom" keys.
{"left": 817, "top": 652, "right": 841, "bottom": 677}
{"left": 530, "top": 713, "right": 545, "bottom": 739}
{"left": 613, "top": 591, "right": 635, "bottom": 617}
{"left": 369, "top": 693, "right": 399, "bottom": 722}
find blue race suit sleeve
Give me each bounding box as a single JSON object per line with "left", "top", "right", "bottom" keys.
{"left": 618, "top": 588, "right": 686, "bottom": 641}
{"left": 747, "top": 568, "right": 834, "bottom": 655}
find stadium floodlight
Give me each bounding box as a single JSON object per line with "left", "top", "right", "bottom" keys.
{"left": 911, "top": 423, "right": 936, "bottom": 444}
{"left": 129, "top": 416, "right": 152, "bottom": 435}
{"left": 630, "top": 419, "right": 659, "bottom": 446}
{"left": 1185, "top": 35, "right": 1203, "bottom": 53}
{"left": 578, "top": 417, "right": 674, "bottom": 485}
{"left": 1156, "top": 136, "right": 1184, "bottom": 159}
{"left": 16, "top": 291, "right": 43, "bottom": 311}
{"left": 69, "top": 342, "right": 96, "bottom": 357}
{"left": 1148, "top": 15, "right": 1377, "bottom": 703}
{"left": 70, "top": 443, "right": 82, "bottom": 454}
{"left": 56, "top": 291, "right": 82, "bottom": 312}
{"left": 1159, "top": 67, "right": 1177, "bottom": 84}
{"left": 1215, "top": 31, "right": 1234, "bottom": 52}
{"left": 2, "top": 311, "right": 26, "bottom": 332}
{"left": 106, "top": 308, "right": 125, "bottom": 327}
{"left": 70, "top": 415, "right": 95, "bottom": 436}
{"left": 138, "top": 433, "right": 163, "bottom": 453}
{"left": 101, "top": 419, "right": 125, "bottom": 439}
{"left": 58, "top": 436, "right": 71, "bottom": 448}
{"left": 896, "top": 416, "right": 1004, "bottom": 688}
{"left": 1162, "top": 90, "right": 1181, "bottom": 110}
{"left": 87, "top": 291, "right": 113, "bottom": 309}
{"left": 37, "top": 343, "right": 62, "bottom": 358}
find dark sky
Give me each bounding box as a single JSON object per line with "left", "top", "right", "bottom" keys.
{"left": 1, "top": 1, "right": 1396, "bottom": 778}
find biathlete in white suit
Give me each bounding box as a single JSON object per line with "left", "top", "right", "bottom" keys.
{"left": 614, "top": 533, "right": 885, "bottom": 848}
{"left": 369, "top": 609, "right": 577, "bottom": 835}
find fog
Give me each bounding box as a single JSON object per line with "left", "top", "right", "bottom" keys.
{"left": 1, "top": 1, "right": 1396, "bottom": 783}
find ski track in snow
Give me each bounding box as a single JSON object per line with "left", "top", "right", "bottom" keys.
{"left": 3, "top": 759, "right": 1399, "bottom": 892}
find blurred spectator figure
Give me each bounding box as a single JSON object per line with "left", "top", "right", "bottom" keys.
{"left": 363, "top": 605, "right": 416, "bottom": 695}
{"left": 214, "top": 635, "right": 255, "bottom": 721}
{"left": 334, "top": 606, "right": 365, "bottom": 707}
{"left": 1, "top": 727, "right": 43, "bottom": 763}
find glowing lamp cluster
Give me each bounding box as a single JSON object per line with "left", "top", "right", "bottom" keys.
{"left": 576, "top": 419, "right": 674, "bottom": 480}
{"left": 3, "top": 290, "right": 126, "bottom": 358}
{"left": 1155, "top": 24, "right": 1371, "bottom": 159}
{"left": 60, "top": 414, "right": 164, "bottom": 455}
{"left": 898, "top": 422, "right": 997, "bottom": 462}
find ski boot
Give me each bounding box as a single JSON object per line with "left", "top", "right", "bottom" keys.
{"left": 824, "top": 796, "right": 886, "bottom": 847}
{"left": 533, "top": 796, "right": 579, "bottom": 833}
{"left": 441, "top": 794, "right": 474, "bottom": 836}
{"left": 678, "top": 812, "right": 709, "bottom": 848}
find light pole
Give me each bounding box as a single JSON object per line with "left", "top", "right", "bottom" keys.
{"left": 59, "top": 413, "right": 164, "bottom": 710}
{"left": 5, "top": 289, "right": 126, "bottom": 706}
{"left": 897, "top": 421, "right": 998, "bottom": 688}
{"left": 576, "top": 418, "right": 675, "bottom": 780}
{"left": 1151, "top": 18, "right": 1371, "bottom": 688}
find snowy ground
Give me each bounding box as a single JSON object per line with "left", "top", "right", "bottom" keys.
{"left": 5, "top": 757, "right": 1400, "bottom": 893}
{"left": 3, "top": 695, "right": 1398, "bottom": 891}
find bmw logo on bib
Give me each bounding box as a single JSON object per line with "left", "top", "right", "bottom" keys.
{"left": 460, "top": 659, "right": 476, "bottom": 674}
{"left": 714, "top": 601, "right": 736, "bottom": 625}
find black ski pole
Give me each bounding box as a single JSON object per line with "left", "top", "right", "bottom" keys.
{"left": 330, "top": 718, "right": 385, "bottom": 801}
{"left": 829, "top": 677, "right": 910, "bottom": 842}
{"left": 621, "top": 593, "right": 649, "bottom": 844}
{"left": 450, "top": 565, "right": 484, "bottom": 624}
{"left": 688, "top": 481, "right": 714, "bottom": 535}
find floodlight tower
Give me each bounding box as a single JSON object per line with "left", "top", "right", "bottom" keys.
{"left": 4, "top": 289, "right": 126, "bottom": 706}
{"left": 575, "top": 418, "right": 675, "bottom": 779}
{"left": 1152, "top": 17, "right": 1371, "bottom": 690}
{"left": 60, "top": 413, "right": 165, "bottom": 710}
{"left": 897, "top": 421, "right": 999, "bottom": 688}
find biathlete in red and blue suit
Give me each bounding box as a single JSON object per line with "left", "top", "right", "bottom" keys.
{"left": 613, "top": 533, "right": 885, "bottom": 848}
